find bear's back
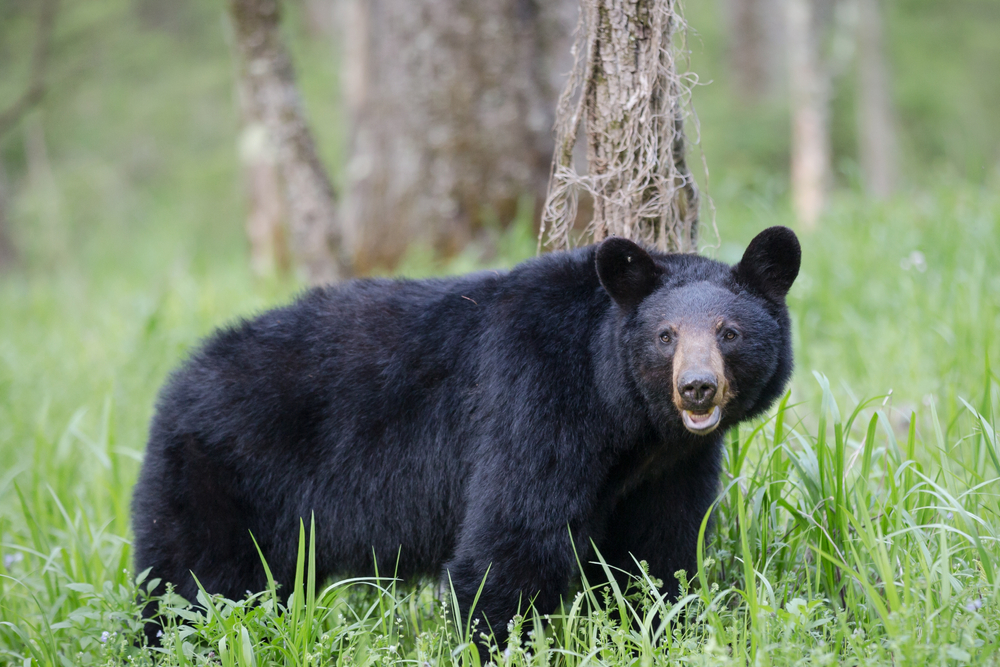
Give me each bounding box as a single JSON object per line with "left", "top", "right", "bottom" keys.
{"left": 138, "top": 248, "right": 619, "bottom": 576}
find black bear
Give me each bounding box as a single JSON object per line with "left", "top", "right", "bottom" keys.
{"left": 132, "top": 226, "right": 799, "bottom": 647}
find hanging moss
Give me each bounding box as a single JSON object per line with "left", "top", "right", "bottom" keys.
{"left": 541, "top": 0, "right": 702, "bottom": 253}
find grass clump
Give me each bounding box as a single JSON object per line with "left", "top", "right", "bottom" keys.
{"left": 8, "top": 377, "right": 1000, "bottom": 665}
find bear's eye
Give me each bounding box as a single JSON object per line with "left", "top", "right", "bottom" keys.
{"left": 659, "top": 332, "right": 672, "bottom": 344}
{"left": 723, "top": 329, "right": 738, "bottom": 341}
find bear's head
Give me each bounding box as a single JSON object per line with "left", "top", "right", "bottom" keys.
{"left": 596, "top": 226, "right": 800, "bottom": 436}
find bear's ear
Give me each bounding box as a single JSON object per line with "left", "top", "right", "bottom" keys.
{"left": 733, "top": 226, "right": 801, "bottom": 301}
{"left": 596, "top": 237, "right": 662, "bottom": 310}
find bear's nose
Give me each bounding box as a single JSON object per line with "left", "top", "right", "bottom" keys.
{"left": 679, "top": 371, "right": 717, "bottom": 408}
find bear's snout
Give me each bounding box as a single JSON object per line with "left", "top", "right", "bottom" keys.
{"left": 678, "top": 370, "right": 717, "bottom": 410}
{"left": 670, "top": 324, "right": 729, "bottom": 435}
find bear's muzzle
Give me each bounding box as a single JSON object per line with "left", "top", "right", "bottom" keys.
{"left": 672, "top": 324, "right": 729, "bottom": 435}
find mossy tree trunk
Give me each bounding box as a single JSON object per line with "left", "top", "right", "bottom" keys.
{"left": 0, "top": 164, "right": 14, "bottom": 270}
{"left": 787, "top": 0, "right": 831, "bottom": 229}
{"left": 541, "top": 0, "right": 700, "bottom": 254}
{"left": 856, "top": 0, "right": 898, "bottom": 198}
{"left": 236, "top": 101, "right": 290, "bottom": 278}
{"left": 228, "top": 0, "right": 351, "bottom": 284}
{"left": 341, "top": 0, "right": 577, "bottom": 273}
{"left": 723, "top": 0, "right": 785, "bottom": 103}
{"left": 0, "top": 0, "right": 58, "bottom": 269}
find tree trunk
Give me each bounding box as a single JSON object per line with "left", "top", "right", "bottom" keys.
{"left": 787, "top": 0, "right": 831, "bottom": 228}
{"left": 228, "top": 0, "right": 351, "bottom": 284}
{"left": 0, "top": 161, "right": 16, "bottom": 270}
{"left": 301, "top": 0, "right": 335, "bottom": 37}
{"left": 0, "top": 0, "right": 58, "bottom": 270}
{"left": 237, "top": 117, "right": 290, "bottom": 276}
{"left": 856, "top": 0, "right": 897, "bottom": 198}
{"left": 723, "top": 0, "right": 785, "bottom": 103}
{"left": 0, "top": 0, "right": 56, "bottom": 137}
{"left": 541, "top": 0, "right": 700, "bottom": 253}
{"left": 341, "top": 0, "right": 576, "bottom": 273}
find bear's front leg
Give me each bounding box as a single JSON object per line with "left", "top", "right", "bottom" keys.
{"left": 591, "top": 444, "right": 722, "bottom": 600}
{"left": 444, "top": 497, "right": 585, "bottom": 654}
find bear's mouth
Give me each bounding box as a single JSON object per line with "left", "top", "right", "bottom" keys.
{"left": 681, "top": 406, "right": 722, "bottom": 435}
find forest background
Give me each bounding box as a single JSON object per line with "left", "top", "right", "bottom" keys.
{"left": 1, "top": 0, "right": 1000, "bottom": 664}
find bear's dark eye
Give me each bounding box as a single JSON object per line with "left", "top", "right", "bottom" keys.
{"left": 723, "top": 329, "right": 738, "bottom": 341}
{"left": 659, "top": 332, "right": 672, "bottom": 344}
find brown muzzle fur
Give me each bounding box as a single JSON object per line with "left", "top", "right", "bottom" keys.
{"left": 671, "top": 322, "right": 730, "bottom": 416}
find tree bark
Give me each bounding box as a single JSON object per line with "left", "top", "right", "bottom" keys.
{"left": 723, "top": 0, "right": 785, "bottom": 103}
{"left": 787, "top": 0, "right": 831, "bottom": 228}
{"left": 301, "top": 0, "right": 336, "bottom": 37}
{"left": 228, "top": 0, "right": 351, "bottom": 284}
{"left": 0, "top": 161, "right": 15, "bottom": 270}
{"left": 541, "top": 0, "right": 700, "bottom": 253}
{"left": 0, "top": 0, "right": 57, "bottom": 136}
{"left": 856, "top": 0, "right": 897, "bottom": 198}
{"left": 341, "top": 0, "right": 576, "bottom": 273}
{"left": 237, "top": 116, "right": 290, "bottom": 276}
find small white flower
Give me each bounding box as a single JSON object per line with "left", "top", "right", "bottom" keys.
{"left": 900, "top": 250, "right": 927, "bottom": 272}
{"left": 99, "top": 631, "right": 111, "bottom": 643}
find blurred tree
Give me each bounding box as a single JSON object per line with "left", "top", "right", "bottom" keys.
{"left": 0, "top": 0, "right": 55, "bottom": 138}
{"left": 228, "top": 0, "right": 352, "bottom": 284}
{"left": 340, "top": 0, "right": 576, "bottom": 272}
{"left": 787, "top": 0, "right": 858, "bottom": 227}
{"left": 0, "top": 163, "right": 14, "bottom": 270}
{"left": 237, "top": 110, "right": 291, "bottom": 277}
{"left": 787, "top": 0, "right": 830, "bottom": 228}
{"left": 300, "top": 0, "right": 335, "bottom": 37}
{"left": 856, "top": 0, "right": 897, "bottom": 197}
{"left": 723, "top": 0, "right": 785, "bottom": 103}
{"left": 134, "top": 0, "right": 195, "bottom": 32}
{"left": 0, "top": 0, "right": 57, "bottom": 269}
{"left": 541, "top": 0, "right": 700, "bottom": 253}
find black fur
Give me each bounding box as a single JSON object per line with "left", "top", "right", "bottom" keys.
{"left": 595, "top": 237, "right": 663, "bottom": 309}
{"left": 132, "top": 227, "right": 799, "bottom": 647}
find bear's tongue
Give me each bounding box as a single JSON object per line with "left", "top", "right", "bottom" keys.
{"left": 681, "top": 405, "right": 722, "bottom": 434}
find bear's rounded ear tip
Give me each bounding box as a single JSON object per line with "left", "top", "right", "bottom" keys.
{"left": 597, "top": 235, "right": 637, "bottom": 253}
{"left": 736, "top": 226, "right": 801, "bottom": 300}
{"left": 596, "top": 237, "right": 659, "bottom": 309}
{"left": 760, "top": 225, "right": 800, "bottom": 249}
{"left": 596, "top": 236, "right": 643, "bottom": 267}
{"left": 753, "top": 226, "right": 801, "bottom": 261}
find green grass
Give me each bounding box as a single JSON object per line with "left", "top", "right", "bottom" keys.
{"left": 2, "top": 180, "right": 1000, "bottom": 665}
